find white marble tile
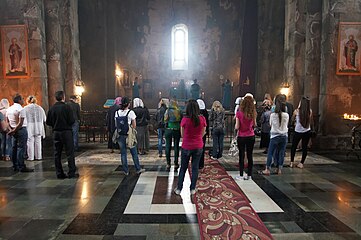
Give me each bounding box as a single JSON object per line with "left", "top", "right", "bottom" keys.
{"left": 228, "top": 171, "right": 284, "bottom": 213}
{"left": 124, "top": 195, "right": 153, "bottom": 214}
{"left": 150, "top": 204, "right": 196, "bottom": 214}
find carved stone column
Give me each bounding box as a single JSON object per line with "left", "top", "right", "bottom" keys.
{"left": 44, "top": 0, "right": 64, "bottom": 106}
{"left": 284, "top": 0, "right": 306, "bottom": 104}
{"left": 60, "top": 0, "right": 82, "bottom": 99}
{"left": 26, "top": 0, "right": 49, "bottom": 110}
{"left": 304, "top": 0, "right": 321, "bottom": 127}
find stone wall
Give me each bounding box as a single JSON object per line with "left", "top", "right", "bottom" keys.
{"left": 319, "top": 0, "right": 361, "bottom": 137}
{"left": 0, "top": 0, "right": 81, "bottom": 109}
{"left": 79, "top": 0, "right": 245, "bottom": 110}
{"left": 0, "top": 0, "right": 48, "bottom": 109}
{"left": 284, "top": 0, "right": 361, "bottom": 148}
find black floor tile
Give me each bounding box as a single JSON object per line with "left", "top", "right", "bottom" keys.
{"left": 290, "top": 183, "right": 326, "bottom": 193}
{"left": 308, "top": 212, "right": 355, "bottom": 232}
{"left": 8, "top": 219, "right": 64, "bottom": 240}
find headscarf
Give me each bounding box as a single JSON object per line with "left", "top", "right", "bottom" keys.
{"left": 235, "top": 97, "right": 242, "bottom": 105}
{"left": 114, "top": 97, "right": 122, "bottom": 105}
{"left": 234, "top": 97, "right": 242, "bottom": 114}
{"left": 0, "top": 99, "right": 10, "bottom": 110}
{"left": 133, "top": 98, "right": 144, "bottom": 108}
{"left": 196, "top": 99, "right": 206, "bottom": 110}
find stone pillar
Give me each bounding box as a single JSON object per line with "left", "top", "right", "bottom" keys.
{"left": 25, "top": 0, "right": 49, "bottom": 110}
{"left": 44, "top": 0, "right": 64, "bottom": 106}
{"left": 284, "top": 0, "right": 306, "bottom": 105}
{"left": 257, "top": 0, "right": 285, "bottom": 101}
{"left": 304, "top": 0, "right": 321, "bottom": 128}
{"left": 60, "top": 0, "right": 82, "bottom": 99}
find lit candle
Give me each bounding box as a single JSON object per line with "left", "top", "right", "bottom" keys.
{"left": 231, "top": 81, "right": 234, "bottom": 87}
{"left": 201, "top": 92, "right": 205, "bottom": 99}
{"left": 159, "top": 91, "right": 162, "bottom": 98}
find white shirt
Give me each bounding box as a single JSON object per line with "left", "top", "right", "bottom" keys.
{"left": 270, "top": 112, "right": 289, "bottom": 138}
{"left": 7, "top": 103, "right": 27, "bottom": 128}
{"left": 23, "top": 104, "right": 47, "bottom": 138}
{"left": 294, "top": 110, "right": 311, "bottom": 133}
{"left": 115, "top": 109, "right": 136, "bottom": 125}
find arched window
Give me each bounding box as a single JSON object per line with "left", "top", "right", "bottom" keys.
{"left": 172, "top": 24, "right": 188, "bottom": 70}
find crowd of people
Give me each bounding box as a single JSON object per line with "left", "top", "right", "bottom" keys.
{"left": 0, "top": 91, "right": 81, "bottom": 178}
{"left": 0, "top": 89, "right": 315, "bottom": 194}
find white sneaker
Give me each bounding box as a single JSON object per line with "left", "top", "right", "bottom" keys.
{"left": 120, "top": 171, "right": 129, "bottom": 176}
{"left": 174, "top": 188, "right": 181, "bottom": 195}
{"left": 190, "top": 189, "right": 197, "bottom": 195}
{"left": 297, "top": 163, "right": 304, "bottom": 169}
{"left": 136, "top": 168, "right": 146, "bottom": 174}
{"left": 210, "top": 156, "right": 217, "bottom": 160}
{"left": 235, "top": 176, "right": 244, "bottom": 181}
{"left": 244, "top": 176, "right": 252, "bottom": 180}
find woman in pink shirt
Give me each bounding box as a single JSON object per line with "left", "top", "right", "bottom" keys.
{"left": 174, "top": 100, "right": 207, "bottom": 195}
{"left": 235, "top": 95, "right": 256, "bottom": 180}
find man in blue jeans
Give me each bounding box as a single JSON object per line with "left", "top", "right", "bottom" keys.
{"left": 7, "top": 94, "right": 33, "bottom": 172}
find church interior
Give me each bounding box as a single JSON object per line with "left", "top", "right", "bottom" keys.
{"left": 0, "top": 0, "right": 361, "bottom": 239}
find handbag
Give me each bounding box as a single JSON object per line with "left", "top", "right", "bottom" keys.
{"left": 112, "top": 130, "right": 119, "bottom": 144}
{"left": 126, "top": 126, "right": 138, "bottom": 148}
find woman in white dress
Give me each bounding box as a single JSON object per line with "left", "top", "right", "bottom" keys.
{"left": 23, "top": 96, "right": 46, "bottom": 160}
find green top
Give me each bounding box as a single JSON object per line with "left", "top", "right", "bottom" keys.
{"left": 164, "top": 100, "right": 182, "bottom": 130}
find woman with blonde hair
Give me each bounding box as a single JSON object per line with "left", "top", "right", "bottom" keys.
{"left": 235, "top": 95, "right": 256, "bottom": 180}
{"left": 209, "top": 101, "right": 225, "bottom": 160}
{"left": 23, "top": 95, "right": 46, "bottom": 160}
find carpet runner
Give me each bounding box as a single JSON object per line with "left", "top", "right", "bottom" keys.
{"left": 194, "top": 158, "right": 273, "bottom": 240}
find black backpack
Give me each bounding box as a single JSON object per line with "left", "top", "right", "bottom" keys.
{"left": 115, "top": 110, "right": 130, "bottom": 135}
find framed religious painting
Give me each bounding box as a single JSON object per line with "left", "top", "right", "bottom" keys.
{"left": 1, "top": 25, "right": 30, "bottom": 79}
{"left": 337, "top": 22, "right": 361, "bottom": 75}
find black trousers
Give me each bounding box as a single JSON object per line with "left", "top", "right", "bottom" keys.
{"left": 199, "top": 135, "right": 207, "bottom": 169}
{"left": 53, "top": 130, "right": 77, "bottom": 176}
{"left": 290, "top": 131, "right": 311, "bottom": 164}
{"left": 237, "top": 136, "right": 255, "bottom": 177}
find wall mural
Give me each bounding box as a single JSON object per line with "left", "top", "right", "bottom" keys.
{"left": 337, "top": 22, "right": 361, "bottom": 75}
{"left": 1, "top": 25, "right": 30, "bottom": 79}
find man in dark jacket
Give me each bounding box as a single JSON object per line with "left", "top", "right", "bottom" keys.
{"left": 46, "top": 91, "right": 79, "bottom": 179}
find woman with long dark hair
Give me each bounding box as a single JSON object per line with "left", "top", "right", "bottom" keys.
{"left": 174, "top": 99, "right": 206, "bottom": 195}
{"left": 155, "top": 99, "right": 167, "bottom": 157}
{"left": 235, "top": 95, "right": 256, "bottom": 180}
{"left": 260, "top": 94, "right": 289, "bottom": 175}
{"left": 290, "top": 96, "right": 313, "bottom": 168}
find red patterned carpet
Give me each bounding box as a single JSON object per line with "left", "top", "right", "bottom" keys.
{"left": 194, "top": 158, "right": 273, "bottom": 240}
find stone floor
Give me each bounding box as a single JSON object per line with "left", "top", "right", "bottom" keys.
{"left": 0, "top": 140, "right": 361, "bottom": 239}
